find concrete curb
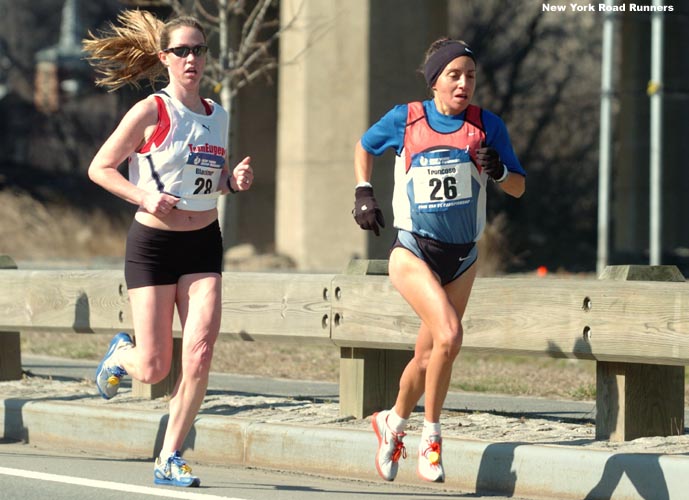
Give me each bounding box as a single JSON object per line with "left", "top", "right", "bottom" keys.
{"left": 2, "top": 398, "right": 687, "bottom": 499}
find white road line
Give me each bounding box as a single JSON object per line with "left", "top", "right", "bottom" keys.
{"left": 0, "top": 466, "right": 247, "bottom": 500}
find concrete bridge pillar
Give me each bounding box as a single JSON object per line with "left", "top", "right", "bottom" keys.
{"left": 276, "top": 0, "right": 447, "bottom": 270}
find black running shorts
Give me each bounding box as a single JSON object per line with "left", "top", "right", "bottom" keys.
{"left": 391, "top": 230, "right": 477, "bottom": 285}
{"left": 124, "top": 219, "right": 223, "bottom": 289}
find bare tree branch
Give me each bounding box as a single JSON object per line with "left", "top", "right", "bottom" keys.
{"left": 232, "top": 60, "right": 277, "bottom": 94}
{"left": 193, "top": 0, "right": 220, "bottom": 25}
{"left": 120, "top": 0, "right": 185, "bottom": 11}
{"left": 237, "top": 0, "right": 273, "bottom": 64}
{"left": 497, "top": 10, "right": 544, "bottom": 117}
{"left": 122, "top": 0, "right": 293, "bottom": 99}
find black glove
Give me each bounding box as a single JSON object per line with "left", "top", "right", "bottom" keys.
{"left": 476, "top": 141, "right": 507, "bottom": 182}
{"left": 353, "top": 186, "right": 385, "bottom": 236}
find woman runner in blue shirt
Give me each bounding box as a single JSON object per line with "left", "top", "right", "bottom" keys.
{"left": 352, "top": 38, "right": 526, "bottom": 483}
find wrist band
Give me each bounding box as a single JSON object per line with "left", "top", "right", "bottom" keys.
{"left": 226, "top": 176, "right": 238, "bottom": 193}
{"left": 494, "top": 165, "right": 509, "bottom": 184}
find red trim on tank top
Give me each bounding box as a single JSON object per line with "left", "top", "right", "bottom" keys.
{"left": 404, "top": 102, "right": 485, "bottom": 172}
{"left": 201, "top": 98, "right": 212, "bottom": 115}
{"left": 139, "top": 96, "right": 170, "bottom": 154}
{"left": 464, "top": 104, "right": 484, "bottom": 131}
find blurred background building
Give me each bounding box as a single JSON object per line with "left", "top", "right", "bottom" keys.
{"left": 34, "top": 0, "right": 91, "bottom": 113}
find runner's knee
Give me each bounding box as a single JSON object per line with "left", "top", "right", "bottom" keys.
{"left": 138, "top": 361, "right": 171, "bottom": 384}
{"left": 434, "top": 323, "right": 463, "bottom": 360}
{"left": 183, "top": 338, "right": 215, "bottom": 378}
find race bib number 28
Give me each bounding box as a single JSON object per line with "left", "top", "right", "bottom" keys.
{"left": 411, "top": 149, "right": 473, "bottom": 212}
{"left": 180, "top": 151, "right": 224, "bottom": 197}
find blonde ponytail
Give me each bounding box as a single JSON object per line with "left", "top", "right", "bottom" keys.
{"left": 82, "top": 10, "right": 166, "bottom": 91}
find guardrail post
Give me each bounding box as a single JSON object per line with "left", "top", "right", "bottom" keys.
{"left": 337, "top": 260, "right": 413, "bottom": 419}
{"left": 133, "top": 337, "right": 183, "bottom": 399}
{"left": 596, "top": 265, "right": 686, "bottom": 441}
{"left": 0, "top": 256, "right": 22, "bottom": 381}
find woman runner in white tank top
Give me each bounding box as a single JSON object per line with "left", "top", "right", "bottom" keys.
{"left": 84, "top": 10, "right": 254, "bottom": 488}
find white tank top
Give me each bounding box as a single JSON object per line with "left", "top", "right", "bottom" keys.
{"left": 128, "top": 92, "right": 229, "bottom": 211}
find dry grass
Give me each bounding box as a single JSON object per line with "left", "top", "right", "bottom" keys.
{"left": 29, "top": 332, "right": 689, "bottom": 404}
{"left": 0, "top": 190, "right": 128, "bottom": 259}
{"left": 20, "top": 331, "right": 599, "bottom": 401}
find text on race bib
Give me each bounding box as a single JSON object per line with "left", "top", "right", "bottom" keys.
{"left": 179, "top": 151, "right": 225, "bottom": 197}
{"left": 410, "top": 148, "right": 473, "bottom": 212}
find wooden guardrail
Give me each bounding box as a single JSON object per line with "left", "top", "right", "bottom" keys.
{"left": 1, "top": 255, "right": 687, "bottom": 442}
{"left": 0, "top": 257, "right": 334, "bottom": 398}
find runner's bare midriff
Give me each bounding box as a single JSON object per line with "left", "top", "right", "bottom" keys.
{"left": 135, "top": 207, "right": 218, "bottom": 231}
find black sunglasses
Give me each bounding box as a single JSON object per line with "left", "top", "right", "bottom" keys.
{"left": 163, "top": 45, "right": 208, "bottom": 58}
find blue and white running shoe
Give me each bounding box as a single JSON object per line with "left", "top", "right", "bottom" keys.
{"left": 154, "top": 451, "right": 201, "bottom": 487}
{"left": 95, "top": 332, "right": 133, "bottom": 400}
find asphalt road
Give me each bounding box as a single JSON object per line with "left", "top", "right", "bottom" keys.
{"left": 9, "top": 355, "right": 689, "bottom": 499}
{"left": 0, "top": 440, "right": 532, "bottom": 500}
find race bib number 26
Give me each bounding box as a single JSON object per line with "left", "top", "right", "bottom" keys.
{"left": 411, "top": 149, "right": 473, "bottom": 212}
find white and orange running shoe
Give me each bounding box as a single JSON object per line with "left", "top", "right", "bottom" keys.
{"left": 417, "top": 433, "right": 445, "bottom": 483}
{"left": 372, "top": 410, "right": 407, "bottom": 481}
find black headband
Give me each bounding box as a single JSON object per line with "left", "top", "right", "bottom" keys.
{"left": 423, "top": 42, "right": 476, "bottom": 87}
